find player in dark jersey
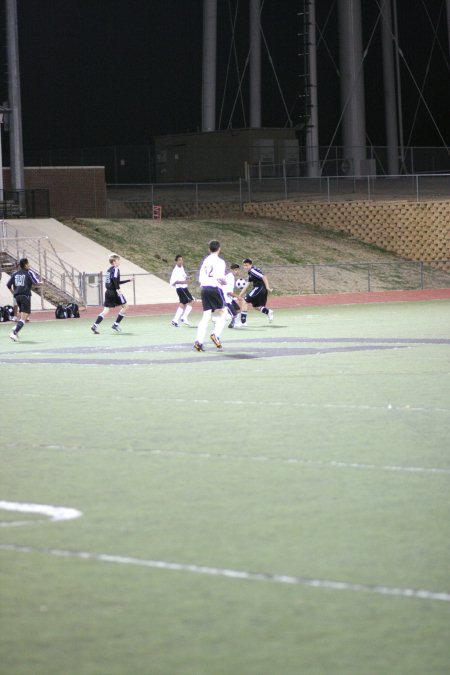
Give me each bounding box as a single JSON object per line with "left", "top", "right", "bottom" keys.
{"left": 238, "top": 258, "right": 274, "bottom": 325}
{"left": 91, "top": 254, "right": 130, "bottom": 334}
{"left": 7, "top": 258, "right": 41, "bottom": 341}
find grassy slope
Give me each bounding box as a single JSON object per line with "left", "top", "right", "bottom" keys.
{"left": 63, "top": 216, "right": 398, "bottom": 272}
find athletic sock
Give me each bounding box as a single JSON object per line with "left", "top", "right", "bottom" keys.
{"left": 261, "top": 307, "right": 269, "bottom": 315}
{"left": 182, "top": 305, "right": 192, "bottom": 321}
{"left": 240, "top": 312, "right": 247, "bottom": 324}
{"left": 173, "top": 307, "right": 183, "bottom": 323}
{"left": 95, "top": 314, "right": 104, "bottom": 325}
{"left": 115, "top": 313, "right": 125, "bottom": 324}
{"left": 15, "top": 319, "right": 25, "bottom": 334}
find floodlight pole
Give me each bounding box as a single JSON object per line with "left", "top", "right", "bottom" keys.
{"left": 6, "top": 0, "right": 25, "bottom": 197}
{"left": 202, "top": 0, "right": 218, "bottom": 131}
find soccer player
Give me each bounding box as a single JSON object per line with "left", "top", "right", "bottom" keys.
{"left": 194, "top": 240, "right": 227, "bottom": 352}
{"left": 7, "top": 258, "right": 41, "bottom": 341}
{"left": 223, "top": 263, "right": 243, "bottom": 328}
{"left": 169, "top": 254, "right": 194, "bottom": 326}
{"left": 91, "top": 254, "right": 130, "bottom": 334}
{"left": 238, "top": 258, "right": 274, "bottom": 324}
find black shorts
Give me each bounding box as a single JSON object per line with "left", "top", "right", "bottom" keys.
{"left": 200, "top": 286, "right": 225, "bottom": 311}
{"left": 15, "top": 294, "right": 31, "bottom": 314}
{"left": 176, "top": 287, "right": 194, "bottom": 304}
{"left": 244, "top": 286, "right": 268, "bottom": 308}
{"left": 104, "top": 289, "right": 127, "bottom": 308}
{"left": 226, "top": 299, "right": 240, "bottom": 317}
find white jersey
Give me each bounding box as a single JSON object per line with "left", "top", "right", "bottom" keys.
{"left": 198, "top": 253, "right": 226, "bottom": 288}
{"left": 170, "top": 264, "right": 188, "bottom": 288}
{"left": 223, "top": 272, "right": 236, "bottom": 303}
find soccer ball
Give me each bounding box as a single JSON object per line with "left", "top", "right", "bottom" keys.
{"left": 235, "top": 278, "right": 247, "bottom": 289}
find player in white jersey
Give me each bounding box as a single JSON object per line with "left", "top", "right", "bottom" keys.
{"left": 194, "top": 240, "right": 227, "bottom": 352}
{"left": 169, "top": 255, "right": 194, "bottom": 326}
{"left": 223, "top": 263, "right": 242, "bottom": 328}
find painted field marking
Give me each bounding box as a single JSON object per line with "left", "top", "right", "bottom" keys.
{"left": 143, "top": 449, "right": 450, "bottom": 476}
{"left": 1, "top": 543, "right": 449, "bottom": 603}
{"left": 1, "top": 442, "right": 448, "bottom": 476}
{"left": 0, "top": 501, "right": 82, "bottom": 527}
{"left": 4, "top": 392, "right": 450, "bottom": 415}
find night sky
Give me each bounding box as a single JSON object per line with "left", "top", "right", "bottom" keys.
{"left": 1, "top": 0, "right": 449, "bottom": 158}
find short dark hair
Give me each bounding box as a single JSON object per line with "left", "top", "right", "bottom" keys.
{"left": 230, "top": 263, "right": 240, "bottom": 270}
{"left": 19, "top": 258, "right": 29, "bottom": 269}
{"left": 209, "top": 240, "right": 220, "bottom": 252}
{"left": 242, "top": 258, "right": 252, "bottom": 264}
{"left": 175, "top": 254, "right": 182, "bottom": 261}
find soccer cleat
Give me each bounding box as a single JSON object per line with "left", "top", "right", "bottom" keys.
{"left": 91, "top": 324, "right": 100, "bottom": 334}
{"left": 171, "top": 320, "right": 179, "bottom": 327}
{"left": 180, "top": 318, "right": 190, "bottom": 326}
{"left": 210, "top": 333, "right": 222, "bottom": 349}
{"left": 268, "top": 310, "right": 274, "bottom": 322}
{"left": 9, "top": 331, "right": 18, "bottom": 341}
{"left": 194, "top": 341, "right": 205, "bottom": 352}
{"left": 112, "top": 324, "right": 122, "bottom": 332}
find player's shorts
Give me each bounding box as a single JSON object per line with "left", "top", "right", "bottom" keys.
{"left": 200, "top": 286, "right": 225, "bottom": 311}
{"left": 14, "top": 294, "right": 31, "bottom": 314}
{"left": 225, "top": 299, "right": 240, "bottom": 318}
{"left": 176, "top": 287, "right": 194, "bottom": 304}
{"left": 244, "top": 285, "right": 268, "bottom": 308}
{"left": 104, "top": 289, "right": 127, "bottom": 308}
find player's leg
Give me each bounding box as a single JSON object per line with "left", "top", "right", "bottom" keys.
{"left": 91, "top": 306, "right": 110, "bottom": 333}
{"left": 112, "top": 302, "right": 128, "bottom": 332}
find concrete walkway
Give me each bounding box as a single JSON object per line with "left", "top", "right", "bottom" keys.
{"left": 0, "top": 218, "right": 175, "bottom": 308}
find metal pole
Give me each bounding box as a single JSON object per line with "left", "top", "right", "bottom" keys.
{"left": 6, "top": 0, "right": 25, "bottom": 196}
{"left": 249, "top": 0, "right": 262, "bottom": 128}
{"left": 380, "top": 0, "right": 399, "bottom": 175}
{"left": 202, "top": 0, "right": 218, "bottom": 131}
{"left": 392, "top": 0, "right": 406, "bottom": 173}
{"left": 306, "top": 0, "right": 320, "bottom": 177}
{"left": 337, "top": 0, "right": 367, "bottom": 177}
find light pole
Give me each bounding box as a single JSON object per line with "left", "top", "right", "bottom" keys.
{"left": 0, "top": 108, "right": 4, "bottom": 201}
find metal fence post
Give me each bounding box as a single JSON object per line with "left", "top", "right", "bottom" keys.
{"left": 367, "top": 264, "right": 371, "bottom": 291}
{"left": 283, "top": 160, "right": 287, "bottom": 199}
{"left": 416, "top": 174, "right": 419, "bottom": 203}
{"left": 312, "top": 264, "right": 316, "bottom": 293}
{"left": 195, "top": 183, "right": 199, "bottom": 215}
{"left": 239, "top": 178, "right": 243, "bottom": 211}
{"left": 419, "top": 260, "right": 424, "bottom": 289}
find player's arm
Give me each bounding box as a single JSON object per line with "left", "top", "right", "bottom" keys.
{"left": 263, "top": 275, "right": 273, "bottom": 292}
{"left": 238, "top": 281, "right": 250, "bottom": 297}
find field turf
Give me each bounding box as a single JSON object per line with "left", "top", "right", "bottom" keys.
{"left": 1, "top": 300, "right": 449, "bottom": 674}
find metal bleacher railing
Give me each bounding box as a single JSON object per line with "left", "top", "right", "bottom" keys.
{"left": 0, "top": 220, "right": 85, "bottom": 308}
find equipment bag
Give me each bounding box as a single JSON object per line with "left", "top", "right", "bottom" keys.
{"left": 55, "top": 304, "right": 67, "bottom": 319}
{"left": 65, "top": 302, "right": 80, "bottom": 318}
{"left": 1, "top": 305, "right": 14, "bottom": 322}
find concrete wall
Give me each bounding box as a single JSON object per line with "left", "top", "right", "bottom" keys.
{"left": 244, "top": 199, "right": 450, "bottom": 262}
{"left": 3, "top": 167, "right": 107, "bottom": 218}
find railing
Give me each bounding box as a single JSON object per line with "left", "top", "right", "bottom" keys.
{"left": 0, "top": 220, "right": 85, "bottom": 307}
{"left": 106, "top": 172, "right": 450, "bottom": 215}
{"left": 80, "top": 259, "right": 450, "bottom": 306}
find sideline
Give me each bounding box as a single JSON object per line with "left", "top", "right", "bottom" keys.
{"left": 1, "top": 543, "right": 449, "bottom": 603}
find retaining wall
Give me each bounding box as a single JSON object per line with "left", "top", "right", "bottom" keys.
{"left": 243, "top": 199, "right": 450, "bottom": 262}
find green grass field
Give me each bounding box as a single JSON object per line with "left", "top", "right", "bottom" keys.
{"left": 1, "top": 300, "right": 449, "bottom": 675}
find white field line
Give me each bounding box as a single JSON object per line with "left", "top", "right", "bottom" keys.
{"left": 143, "top": 449, "right": 450, "bottom": 476}
{"left": 0, "top": 501, "right": 82, "bottom": 528}
{"left": 1, "top": 543, "right": 449, "bottom": 603}
{"left": 1, "top": 442, "right": 449, "bottom": 475}
{"left": 3, "top": 392, "right": 450, "bottom": 414}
